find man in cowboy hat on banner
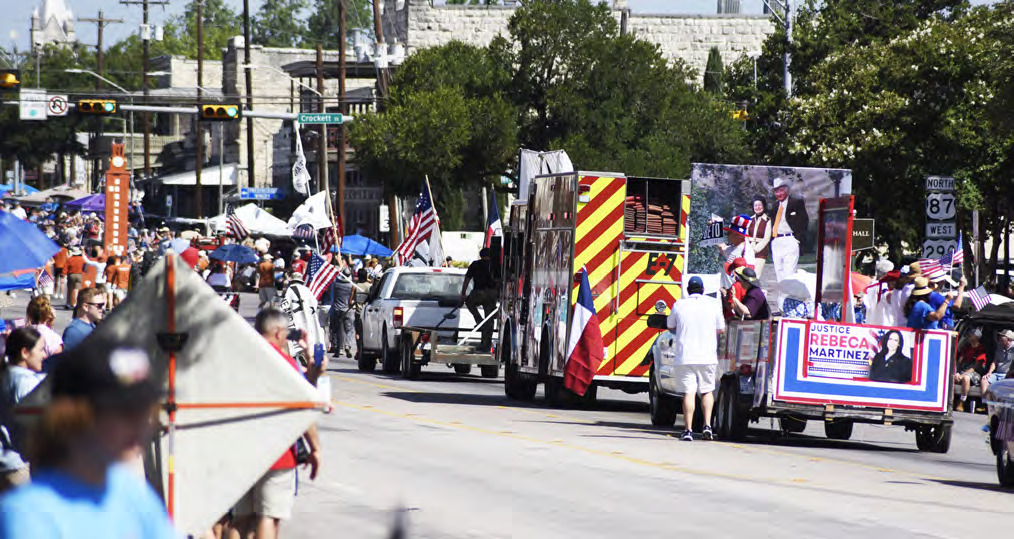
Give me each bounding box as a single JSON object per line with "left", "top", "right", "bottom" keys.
{"left": 768, "top": 178, "right": 809, "bottom": 302}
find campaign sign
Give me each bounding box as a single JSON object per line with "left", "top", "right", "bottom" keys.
{"left": 774, "top": 320, "right": 952, "bottom": 412}
{"left": 697, "top": 220, "right": 725, "bottom": 247}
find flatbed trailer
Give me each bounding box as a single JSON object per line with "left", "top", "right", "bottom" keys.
{"left": 712, "top": 318, "right": 955, "bottom": 451}
{"left": 397, "top": 307, "right": 501, "bottom": 379}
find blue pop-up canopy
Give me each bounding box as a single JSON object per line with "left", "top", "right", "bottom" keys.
{"left": 0, "top": 210, "right": 59, "bottom": 274}
{"left": 335, "top": 234, "right": 394, "bottom": 257}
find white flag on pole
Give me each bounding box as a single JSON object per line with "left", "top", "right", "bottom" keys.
{"left": 292, "top": 124, "right": 310, "bottom": 195}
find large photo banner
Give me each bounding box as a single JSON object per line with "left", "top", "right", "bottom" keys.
{"left": 774, "top": 320, "right": 952, "bottom": 412}
{"left": 688, "top": 164, "right": 852, "bottom": 311}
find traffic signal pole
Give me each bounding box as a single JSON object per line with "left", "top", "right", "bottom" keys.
{"left": 195, "top": 0, "right": 204, "bottom": 217}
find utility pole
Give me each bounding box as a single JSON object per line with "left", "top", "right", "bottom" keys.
{"left": 337, "top": 0, "right": 347, "bottom": 222}
{"left": 316, "top": 45, "right": 328, "bottom": 201}
{"left": 243, "top": 0, "right": 256, "bottom": 187}
{"left": 195, "top": 0, "right": 204, "bottom": 217}
{"left": 783, "top": 0, "right": 793, "bottom": 98}
{"left": 121, "top": 0, "right": 168, "bottom": 182}
{"left": 79, "top": 11, "right": 122, "bottom": 192}
{"left": 78, "top": 11, "right": 123, "bottom": 91}
{"left": 372, "top": 0, "right": 398, "bottom": 245}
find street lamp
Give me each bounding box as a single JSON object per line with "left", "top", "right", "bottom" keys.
{"left": 746, "top": 51, "right": 761, "bottom": 89}
{"left": 65, "top": 68, "right": 136, "bottom": 180}
{"left": 242, "top": 64, "right": 321, "bottom": 97}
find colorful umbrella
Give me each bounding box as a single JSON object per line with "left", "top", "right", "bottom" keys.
{"left": 209, "top": 244, "right": 259, "bottom": 265}
{"left": 64, "top": 194, "right": 105, "bottom": 212}
{"left": 0, "top": 210, "right": 60, "bottom": 274}
{"left": 337, "top": 234, "right": 393, "bottom": 257}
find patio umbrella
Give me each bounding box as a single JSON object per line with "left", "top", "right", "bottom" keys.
{"left": 337, "top": 234, "right": 393, "bottom": 257}
{"left": 209, "top": 244, "right": 259, "bottom": 265}
{"left": 65, "top": 194, "right": 105, "bottom": 212}
{"left": 0, "top": 210, "right": 60, "bottom": 274}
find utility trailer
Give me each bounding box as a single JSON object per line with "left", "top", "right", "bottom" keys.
{"left": 396, "top": 305, "right": 501, "bottom": 380}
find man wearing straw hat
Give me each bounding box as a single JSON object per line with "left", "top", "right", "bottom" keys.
{"left": 730, "top": 267, "right": 770, "bottom": 321}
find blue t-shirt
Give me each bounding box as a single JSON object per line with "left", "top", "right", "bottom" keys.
{"left": 927, "top": 291, "right": 954, "bottom": 329}
{"left": 0, "top": 464, "right": 178, "bottom": 539}
{"left": 906, "top": 300, "right": 939, "bottom": 330}
{"left": 61, "top": 318, "right": 95, "bottom": 352}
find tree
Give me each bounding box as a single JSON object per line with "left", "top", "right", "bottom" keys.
{"left": 721, "top": 0, "right": 1010, "bottom": 265}
{"left": 703, "top": 47, "right": 723, "bottom": 95}
{"left": 350, "top": 43, "right": 517, "bottom": 230}
{"left": 351, "top": 0, "right": 751, "bottom": 229}
{"left": 303, "top": 0, "right": 373, "bottom": 48}
{"left": 253, "top": 0, "right": 309, "bottom": 48}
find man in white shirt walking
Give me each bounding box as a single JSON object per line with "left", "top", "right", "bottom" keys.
{"left": 667, "top": 276, "right": 726, "bottom": 441}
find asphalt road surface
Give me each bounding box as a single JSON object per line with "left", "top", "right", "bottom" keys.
{"left": 7, "top": 290, "right": 1011, "bottom": 538}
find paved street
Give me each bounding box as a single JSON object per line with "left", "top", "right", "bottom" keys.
{"left": 7, "top": 290, "right": 1011, "bottom": 538}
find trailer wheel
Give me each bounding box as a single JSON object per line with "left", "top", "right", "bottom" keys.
{"left": 824, "top": 419, "right": 853, "bottom": 441}
{"left": 381, "top": 328, "right": 400, "bottom": 374}
{"left": 716, "top": 379, "right": 748, "bottom": 442}
{"left": 649, "top": 366, "right": 679, "bottom": 427}
{"left": 401, "top": 337, "right": 421, "bottom": 380}
{"left": 997, "top": 441, "right": 1014, "bottom": 488}
{"left": 453, "top": 364, "right": 472, "bottom": 375}
{"left": 915, "top": 424, "right": 952, "bottom": 453}
{"left": 779, "top": 416, "right": 807, "bottom": 435}
{"left": 480, "top": 365, "right": 499, "bottom": 378}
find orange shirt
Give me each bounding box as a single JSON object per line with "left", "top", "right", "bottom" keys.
{"left": 53, "top": 248, "right": 68, "bottom": 270}
{"left": 66, "top": 255, "right": 86, "bottom": 275}
{"left": 104, "top": 264, "right": 118, "bottom": 284}
{"left": 258, "top": 262, "right": 275, "bottom": 287}
{"left": 113, "top": 264, "right": 131, "bottom": 289}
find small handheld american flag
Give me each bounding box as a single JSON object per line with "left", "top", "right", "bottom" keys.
{"left": 306, "top": 252, "right": 339, "bottom": 300}
{"left": 968, "top": 285, "right": 991, "bottom": 311}
{"left": 226, "top": 203, "right": 249, "bottom": 239}
{"left": 916, "top": 258, "right": 945, "bottom": 281}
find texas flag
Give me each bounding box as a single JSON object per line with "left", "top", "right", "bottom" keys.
{"left": 484, "top": 191, "right": 502, "bottom": 248}
{"left": 564, "top": 267, "right": 604, "bottom": 396}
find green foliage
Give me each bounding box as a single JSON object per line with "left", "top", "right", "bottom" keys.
{"left": 351, "top": 0, "right": 750, "bottom": 229}
{"left": 725, "top": 0, "right": 1013, "bottom": 269}
{"left": 703, "top": 47, "right": 723, "bottom": 95}
{"left": 253, "top": 0, "right": 309, "bottom": 48}
{"left": 303, "top": 0, "right": 373, "bottom": 47}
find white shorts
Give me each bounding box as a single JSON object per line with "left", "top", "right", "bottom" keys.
{"left": 233, "top": 467, "right": 296, "bottom": 520}
{"left": 673, "top": 364, "right": 717, "bottom": 395}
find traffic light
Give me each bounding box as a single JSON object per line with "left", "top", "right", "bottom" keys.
{"left": 0, "top": 70, "right": 20, "bottom": 92}
{"left": 78, "top": 99, "right": 118, "bottom": 115}
{"left": 200, "top": 104, "right": 241, "bottom": 121}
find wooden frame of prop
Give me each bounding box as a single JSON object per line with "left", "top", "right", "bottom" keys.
{"left": 814, "top": 196, "right": 855, "bottom": 307}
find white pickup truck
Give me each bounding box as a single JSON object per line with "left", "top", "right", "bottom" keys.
{"left": 356, "top": 267, "right": 495, "bottom": 377}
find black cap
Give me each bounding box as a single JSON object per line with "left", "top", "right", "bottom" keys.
{"left": 479, "top": 248, "right": 490, "bottom": 258}
{"left": 49, "top": 345, "right": 161, "bottom": 411}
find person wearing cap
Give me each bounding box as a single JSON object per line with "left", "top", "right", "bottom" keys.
{"left": 460, "top": 248, "right": 499, "bottom": 350}
{"left": 290, "top": 251, "right": 307, "bottom": 276}
{"left": 730, "top": 267, "right": 770, "bottom": 320}
{"left": 721, "top": 257, "right": 750, "bottom": 321}
{"left": 982, "top": 329, "right": 1014, "bottom": 395}
{"left": 768, "top": 177, "right": 809, "bottom": 295}
{"left": 667, "top": 276, "right": 725, "bottom": 442}
{"left": 329, "top": 266, "right": 356, "bottom": 359}
{"left": 904, "top": 276, "right": 949, "bottom": 330}
{"left": 231, "top": 308, "right": 323, "bottom": 539}
{"left": 64, "top": 246, "right": 87, "bottom": 310}
{"left": 257, "top": 254, "right": 276, "bottom": 309}
{"left": 954, "top": 328, "right": 987, "bottom": 412}
{"left": 0, "top": 345, "right": 176, "bottom": 538}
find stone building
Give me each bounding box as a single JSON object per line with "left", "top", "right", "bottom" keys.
{"left": 381, "top": 0, "right": 775, "bottom": 82}
{"left": 29, "top": 0, "right": 77, "bottom": 50}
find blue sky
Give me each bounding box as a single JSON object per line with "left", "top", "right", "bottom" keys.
{"left": 3, "top": 0, "right": 996, "bottom": 55}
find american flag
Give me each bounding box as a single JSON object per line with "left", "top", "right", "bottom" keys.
{"left": 394, "top": 183, "right": 442, "bottom": 266}
{"left": 917, "top": 258, "right": 946, "bottom": 281}
{"left": 37, "top": 270, "right": 53, "bottom": 289}
{"left": 938, "top": 233, "right": 964, "bottom": 266}
{"left": 968, "top": 285, "right": 992, "bottom": 311}
{"left": 306, "top": 252, "right": 339, "bottom": 300}
{"left": 293, "top": 223, "right": 315, "bottom": 240}
{"left": 318, "top": 226, "right": 337, "bottom": 255}
{"left": 226, "top": 203, "right": 249, "bottom": 239}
